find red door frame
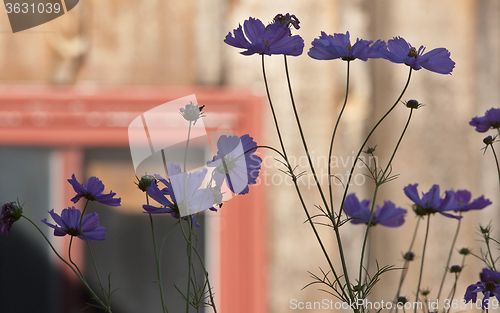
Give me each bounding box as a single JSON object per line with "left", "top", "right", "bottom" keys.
{"left": 0, "top": 85, "right": 267, "bottom": 313}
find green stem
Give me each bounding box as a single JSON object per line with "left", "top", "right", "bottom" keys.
{"left": 436, "top": 215, "right": 462, "bottom": 300}
{"left": 22, "top": 215, "right": 110, "bottom": 312}
{"left": 337, "top": 68, "right": 413, "bottom": 225}
{"left": 327, "top": 60, "right": 350, "bottom": 217}
{"left": 147, "top": 192, "right": 168, "bottom": 313}
{"left": 358, "top": 108, "right": 414, "bottom": 288}
{"left": 393, "top": 217, "right": 421, "bottom": 313}
{"left": 280, "top": 55, "right": 353, "bottom": 303}
{"left": 415, "top": 216, "right": 431, "bottom": 313}
{"left": 380, "top": 108, "right": 413, "bottom": 181}
{"left": 490, "top": 145, "right": 500, "bottom": 191}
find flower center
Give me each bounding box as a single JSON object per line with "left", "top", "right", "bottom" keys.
{"left": 217, "top": 155, "right": 237, "bottom": 174}
{"left": 346, "top": 44, "right": 352, "bottom": 50}
{"left": 484, "top": 281, "right": 497, "bottom": 294}
{"left": 408, "top": 48, "right": 418, "bottom": 58}
{"left": 67, "top": 228, "right": 81, "bottom": 237}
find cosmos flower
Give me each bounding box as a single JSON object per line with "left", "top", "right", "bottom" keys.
{"left": 464, "top": 268, "right": 500, "bottom": 309}
{"left": 41, "top": 207, "right": 106, "bottom": 241}
{"left": 403, "top": 184, "right": 461, "bottom": 219}
{"left": 207, "top": 134, "right": 262, "bottom": 195}
{"left": 343, "top": 194, "right": 407, "bottom": 227}
{"left": 308, "top": 31, "right": 384, "bottom": 61}
{"left": 0, "top": 201, "right": 23, "bottom": 235}
{"left": 68, "top": 174, "right": 121, "bottom": 206}
{"left": 452, "top": 190, "right": 491, "bottom": 213}
{"left": 224, "top": 17, "right": 304, "bottom": 56}
{"left": 143, "top": 163, "right": 215, "bottom": 218}
{"left": 469, "top": 108, "right": 500, "bottom": 132}
{"left": 376, "top": 37, "right": 455, "bottom": 74}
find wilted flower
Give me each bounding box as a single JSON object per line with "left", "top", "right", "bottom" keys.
{"left": 343, "top": 194, "right": 407, "bottom": 227}
{"left": 224, "top": 17, "right": 304, "bottom": 56}
{"left": 180, "top": 102, "right": 205, "bottom": 125}
{"left": 68, "top": 174, "right": 121, "bottom": 206}
{"left": 404, "top": 184, "right": 461, "bottom": 219}
{"left": 452, "top": 190, "right": 491, "bottom": 212}
{"left": 308, "top": 31, "right": 384, "bottom": 61}
{"left": 464, "top": 268, "right": 500, "bottom": 309}
{"left": 0, "top": 201, "right": 23, "bottom": 235}
{"left": 376, "top": 37, "right": 455, "bottom": 74}
{"left": 41, "top": 207, "right": 106, "bottom": 241}
{"left": 469, "top": 108, "right": 500, "bottom": 132}
{"left": 273, "top": 13, "right": 300, "bottom": 31}
{"left": 207, "top": 134, "right": 262, "bottom": 195}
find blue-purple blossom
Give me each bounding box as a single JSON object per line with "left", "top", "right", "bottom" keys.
{"left": 464, "top": 268, "right": 500, "bottom": 309}
{"left": 207, "top": 134, "right": 262, "bottom": 195}
{"left": 68, "top": 174, "right": 121, "bottom": 206}
{"left": 404, "top": 184, "right": 461, "bottom": 219}
{"left": 0, "top": 201, "right": 23, "bottom": 235}
{"left": 469, "top": 108, "right": 500, "bottom": 132}
{"left": 343, "top": 194, "right": 407, "bottom": 227}
{"left": 41, "top": 207, "right": 106, "bottom": 241}
{"left": 452, "top": 190, "right": 491, "bottom": 212}
{"left": 308, "top": 31, "right": 384, "bottom": 61}
{"left": 224, "top": 17, "right": 304, "bottom": 56}
{"left": 376, "top": 37, "right": 455, "bottom": 74}
{"left": 143, "top": 163, "right": 216, "bottom": 221}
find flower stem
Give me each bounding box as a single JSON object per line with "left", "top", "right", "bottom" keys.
{"left": 490, "top": 144, "right": 500, "bottom": 191}
{"left": 147, "top": 192, "right": 168, "bottom": 313}
{"left": 336, "top": 68, "right": 413, "bottom": 225}
{"left": 392, "top": 217, "right": 421, "bottom": 313}
{"left": 22, "top": 215, "right": 111, "bottom": 312}
{"left": 280, "top": 55, "right": 353, "bottom": 303}
{"left": 436, "top": 215, "right": 462, "bottom": 300}
{"left": 327, "top": 60, "right": 350, "bottom": 217}
{"left": 358, "top": 108, "right": 414, "bottom": 288}
{"left": 415, "top": 216, "right": 431, "bottom": 313}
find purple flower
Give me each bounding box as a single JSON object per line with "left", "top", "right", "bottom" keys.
{"left": 343, "top": 194, "right": 407, "bottom": 227}
{"left": 308, "top": 31, "right": 384, "bottom": 61}
{"left": 41, "top": 207, "right": 106, "bottom": 241}
{"left": 224, "top": 17, "right": 304, "bottom": 56}
{"left": 404, "top": 184, "right": 461, "bottom": 219}
{"left": 464, "top": 268, "right": 500, "bottom": 309}
{"left": 376, "top": 37, "right": 455, "bottom": 74}
{"left": 143, "top": 163, "right": 215, "bottom": 220}
{"left": 207, "top": 134, "right": 262, "bottom": 195}
{"left": 68, "top": 174, "right": 121, "bottom": 206}
{"left": 470, "top": 108, "right": 500, "bottom": 132}
{"left": 452, "top": 190, "right": 491, "bottom": 212}
{"left": 0, "top": 201, "right": 23, "bottom": 235}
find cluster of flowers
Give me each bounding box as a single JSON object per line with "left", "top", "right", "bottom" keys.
{"left": 225, "top": 13, "right": 455, "bottom": 74}
{"left": 1, "top": 104, "right": 264, "bottom": 237}
{"left": 342, "top": 184, "right": 491, "bottom": 227}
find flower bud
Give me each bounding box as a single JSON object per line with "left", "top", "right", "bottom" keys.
{"left": 1, "top": 201, "right": 24, "bottom": 235}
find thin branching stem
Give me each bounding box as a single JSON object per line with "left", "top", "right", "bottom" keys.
{"left": 281, "top": 55, "right": 353, "bottom": 303}
{"left": 336, "top": 68, "right": 413, "bottom": 226}
{"left": 436, "top": 216, "right": 462, "bottom": 300}
{"left": 415, "top": 216, "right": 431, "bottom": 313}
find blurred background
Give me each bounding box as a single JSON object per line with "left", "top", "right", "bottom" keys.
{"left": 0, "top": 0, "right": 499, "bottom": 312}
